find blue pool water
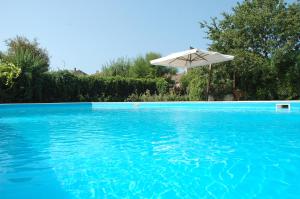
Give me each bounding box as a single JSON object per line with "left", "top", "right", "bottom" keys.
{"left": 1, "top": 102, "right": 300, "bottom": 198}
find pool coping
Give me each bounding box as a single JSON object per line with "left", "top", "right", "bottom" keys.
{"left": 0, "top": 100, "right": 300, "bottom": 106}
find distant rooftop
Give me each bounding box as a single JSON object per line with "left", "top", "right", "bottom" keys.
{"left": 70, "top": 68, "right": 87, "bottom": 76}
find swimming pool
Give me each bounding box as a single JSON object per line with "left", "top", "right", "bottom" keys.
{"left": 1, "top": 102, "right": 300, "bottom": 198}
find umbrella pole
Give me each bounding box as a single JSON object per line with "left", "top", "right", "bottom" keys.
{"left": 184, "top": 67, "right": 188, "bottom": 73}
{"left": 206, "top": 64, "right": 212, "bottom": 101}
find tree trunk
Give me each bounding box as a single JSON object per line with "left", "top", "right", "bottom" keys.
{"left": 206, "top": 64, "right": 212, "bottom": 101}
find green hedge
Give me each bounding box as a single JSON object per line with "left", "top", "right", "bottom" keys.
{"left": 10, "top": 71, "right": 167, "bottom": 102}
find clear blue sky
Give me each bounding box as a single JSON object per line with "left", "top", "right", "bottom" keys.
{"left": 1, "top": 0, "right": 243, "bottom": 74}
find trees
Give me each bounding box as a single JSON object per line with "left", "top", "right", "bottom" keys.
{"left": 101, "top": 52, "right": 177, "bottom": 78}
{"left": 0, "top": 37, "right": 174, "bottom": 102}
{"left": 3, "top": 36, "right": 49, "bottom": 74}
{"left": 129, "top": 56, "right": 153, "bottom": 78}
{"left": 198, "top": 0, "right": 300, "bottom": 100}
{"left": 145, "top": 52, "right": 177, "bottom": 77}
{"left": 101, "top": 57, "right": 131, "bottom": 77}
{"left": 1, "top": 0, "right": 299, "bottom": 103}
{"left": 0, "top": 36, "right": 50, "bottom": 101}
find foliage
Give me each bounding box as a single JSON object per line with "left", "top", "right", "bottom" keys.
{"left": 0, "top": 60, "right": 21, "bottom": 87}
{"left": 129, "top": 56, "right": 153, "bottom": 78}
{"left": 126, "top": 90, "right": 189, "bottom": 102}
{"left": 0, "top": 36, "right": 50, "bottom": 101}
{"left": 101, "top": 57, "right": 131, "bottom": 77}
{"left": 0, "top": 70, "right": 168, "bottom": 102}
{"left": 2, "top": 0, "right": 300, "bottom": 103}
{"left": 180, "top": 68, "right": 206, "bottom": 100}
{"left": 188, "top": 77, "right": 207, "bottom": 101}
{"left": 0, "top": 37, "right": 173, "bottom": 103}
{"left": 145, "top": 52, "right": 177, "bottom": 77}
{"left": 2, "top": 36, "right": 49, "bottom": 74}
{"left": 155, "top": 78, "right": 169, "bottom": 94}
{"left": 199, "top": 0, "right": 300, "bottom": 100}
{"left": 101, "top": 52, "right": 177, "bottom": 78}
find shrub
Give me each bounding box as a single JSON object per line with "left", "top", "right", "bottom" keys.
{"left": 22, "top": 71, "right": 165, "bottom": 102}
{"left": 0, "top": 60, "right": 21, "bottom": 87}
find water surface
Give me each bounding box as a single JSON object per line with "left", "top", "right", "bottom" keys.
{"left": 0, "top": 102, "right": 300, "bottom": 198}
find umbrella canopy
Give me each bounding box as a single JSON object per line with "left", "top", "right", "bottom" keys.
{"left": 150, "top": 48, "right": 234, "bottom": 69}
{"left": 150, "top": 48, "right": 234, "bottom": 101}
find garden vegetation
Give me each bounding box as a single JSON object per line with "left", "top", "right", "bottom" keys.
{"left": 0, "top": 0, "right": 299, "bottom": 102}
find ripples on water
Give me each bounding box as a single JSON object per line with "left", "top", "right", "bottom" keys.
{"left": 0, "top": 104, "right": 300, "bottom": 198}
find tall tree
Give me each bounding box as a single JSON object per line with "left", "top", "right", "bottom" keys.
{"left": 1, "top": 36, "right": 50, "bottom": 101}
{"left": 101, "top": 52, "right": 177, "bottom": 78}
{"left": 200, "top": 0, "right": 300, "bottom": 100}
{"left": 4, "top": 36, "right": 49, "bottom": 74}
{"left": 101, "top": 57, "right": 131, "bottom": 77}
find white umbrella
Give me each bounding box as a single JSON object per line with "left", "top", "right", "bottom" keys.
{"left": 150, "top": 47, "right": 234, "bottom": 100}
{"left": 150, "top": 48, "right": 234, "bottom": 72}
